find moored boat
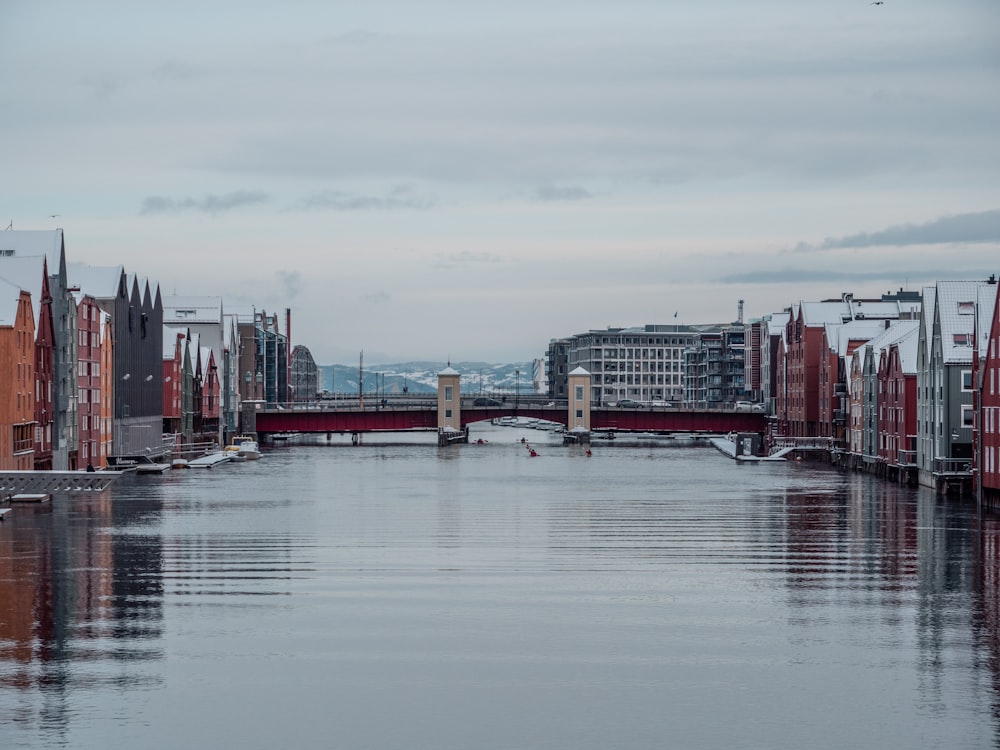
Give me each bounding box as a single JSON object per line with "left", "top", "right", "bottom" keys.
{"left": 226, "top": 435, "right": 261, "bottom": 460}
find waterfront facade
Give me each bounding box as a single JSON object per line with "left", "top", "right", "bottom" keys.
{"left": 0, "top": 283, "right": 35, "bottom": 470}
{"left": 548, "top": 324, "right": 737, "bottom": 406}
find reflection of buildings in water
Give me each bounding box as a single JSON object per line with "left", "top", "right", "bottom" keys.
{"left": 0, "top": 490, "right": 165, "bottom": 715}
{"left": 970, "top": 514, "right": 1000, "bottom": 726}
{"left": 914, "top": 492, "right": 979, "bottom": 708}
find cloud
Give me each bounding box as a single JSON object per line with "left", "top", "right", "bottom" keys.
{"left": 719, "top": 267, "right": 997, "bottom": 285}
{"left": 277, "top": 270, "right": 304, "bottom": 300}
{"left": 432, "top": 250, "right": 503, "bottom": 269}
{"left": 151, "top": 61, "right": 201, "bottom": 81}
{"left": 140, "top": 191, "right": 270, "bottom": 216}
{"left": 795, "top": 208, "right": 1000, "bottom": 252}
{"left": 295, "top": 185, "right": 433, "bottom": 211}
{"left": 361, "top": 291, "right": 391, "bottom": 304}
{"left": 534, "top": 185, "right": 592, "bottom": 202}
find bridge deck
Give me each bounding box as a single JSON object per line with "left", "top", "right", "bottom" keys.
{"left": 254, "top": 404, "right": 767, "bottom": 435}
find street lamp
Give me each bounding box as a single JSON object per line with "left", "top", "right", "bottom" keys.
{"left": 515, "top": 369, "right": 520, "bottom": 412}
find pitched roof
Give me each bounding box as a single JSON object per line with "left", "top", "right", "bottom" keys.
{"left": 865, "top": 320, "right": 921, "bottom": 368}
{"left": 67, "top": 262, "right": 124, "bottom": 300}
{"left": 163, "top": 295, "right": 223, "bottom": 324}
{"left": 0, "top": 229, "right": 63, "bottom": 270}
{"left": 163, "top": 326, "right": 187, "bottom": 359}
{"left": 0, "top": 255, "right": 47, "bottom": 329}
{"left": 0, "top": 278, "right": 24, "bottom": 327}
{"left": 936, "top": 280, "right": 987, "bottom": 364}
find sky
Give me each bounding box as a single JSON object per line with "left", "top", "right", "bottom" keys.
{"left": 2, "top": 0, "right": 998, "bottom": 365}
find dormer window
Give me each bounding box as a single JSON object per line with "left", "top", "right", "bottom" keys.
{"left": 957, "top": 301, "right": 975, "bottom": 315}
{"left": 953, "top": 333, "right": 971, "bottom": 346}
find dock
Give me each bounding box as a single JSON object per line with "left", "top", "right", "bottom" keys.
{"left": 188, "top": 452, "right": 231, "bottom": 469}
{"left": 9, "top": 493, "right": 52, "bottom": 503}
{"left": 710, "top": 437, "right": 787, "bottom": 463}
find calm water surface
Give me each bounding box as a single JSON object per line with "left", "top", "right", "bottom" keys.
{"left": 2, "top": 424, "right": 999, "bottom": 749}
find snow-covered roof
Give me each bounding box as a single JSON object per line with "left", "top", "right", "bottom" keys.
{"left": 801, "top": 298, "right": 920, "bottom": 328}
{"left": 865, "top": 320, "right": 920, "bottom": 369}
{"left": 0, "top": 229, "right": 62, "bottom": 270}
{"left": 894, "top": 328, "right": 920, "bottom": 375}
{"left": 977, "top": 283, "right": 999, "bottom": 358}
{"left": 0, "top": 278, "right": 24, "bottom": 327}
{"left": 163, "top": 326, "right": 187, "bottom": 359}
{"left": 438, "top": 366, "right": 459, "bottom": 376}
{"left": 225, "top": 304, "right": 256, "bottom": 324}
{"left": 67, "top": 262, "right": 124, "bottom": 301}
{"left": 569, "top": 366, "right": 590, "bottom": 376}
{"left": 0, "top": 255, "right": 46, "bottom": 329}
{"left": 936, "top": 280, "right": 986, "bottom": 365}
{"left": 163, "top": 295, "right": 223, "bottom": 324}
{"left": 822, "top": 320, "right": 886, "bottom": 358}
{"left": 765, "top": 311, "right": 790, "bottom": 336}
{"left": 920, "top": 285, "right": 937, "bottom": 363}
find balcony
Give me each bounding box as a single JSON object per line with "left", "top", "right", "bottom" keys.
{"left": 897, "top": 449, "right": 916, "bottom": 467}
{"left": 932, "top": 457, "right": 972, "bottom": 476}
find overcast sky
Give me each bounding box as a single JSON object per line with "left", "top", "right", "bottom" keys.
{"left": 2, "top": 0, "right": 998, "bottom": 364}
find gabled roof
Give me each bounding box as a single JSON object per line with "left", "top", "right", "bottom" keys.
{"left": 0, "top": 229, "right": 63, "bottom": 271}
{"left": 163, "top": 326, "right": 187, "bottom": 360}
{"left": 163, "top": 295, "right": 224, "bottom": 325}
{"left": 865, "top": 320, "right": 920, "bottom": 369}
{"left": 920, "top": 285, "right": 937, "bottom": 362}
{"left": 765, "top": 311, "right": 790, "bottom": 336}
{"left": 936, "top": 280, "right": 988, "bottom": 365}
{"left": 67, "top": 262, "right": 125, "bottom": 301}
{"left": 0, "top": 255, "right": 47, "bottom": 329}
{"left": 977, "top": 283, "right": 999, "bottom": 358}
{"left": 893, "top": 328, "right": 920, "bottom": 375}
{"left": 0, "top": 278, "right": 25, "bottom": 327}
{"left": 828, "top": 320, "right": 887, "bottom": 358}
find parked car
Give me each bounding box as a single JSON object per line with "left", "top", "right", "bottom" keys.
{"left": 734, "top": 401, "right": 754, "bottom": 412}
{"left": 649, "top": 400, "right": 673, "bottom": 408}
{"left": 616, "top": 399, "right": 643, "bottom": 408}
{"left": 473, "top": 397, "right": 502, "bottom": 406}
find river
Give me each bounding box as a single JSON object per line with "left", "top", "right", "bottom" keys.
{"left": 2, "top": 423, "right": 999, "bottom": 749}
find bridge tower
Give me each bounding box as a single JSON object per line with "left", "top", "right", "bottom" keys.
{"left": 567, "top": 366, "right": 592, "bottom": 442}
{"left": 437, "top": 366, "right": 467, "bottom": 445}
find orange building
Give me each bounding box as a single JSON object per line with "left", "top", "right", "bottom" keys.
{"left": 0, "top": 281, "right": 36, "bottom": 470}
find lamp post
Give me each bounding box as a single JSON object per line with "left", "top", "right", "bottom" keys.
{"left": 515, "top": 369, "right": 520, "bottom": 412}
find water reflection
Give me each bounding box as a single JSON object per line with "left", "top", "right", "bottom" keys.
{"left": 1, "top": 444, "right": 999, "bottom": 749}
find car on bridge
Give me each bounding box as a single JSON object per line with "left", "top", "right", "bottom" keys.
{"left": 472, "top": 397, "right": 502, "bottom": 406}
{"left": 616, "top": 399, "right": 643, "bottom": 408}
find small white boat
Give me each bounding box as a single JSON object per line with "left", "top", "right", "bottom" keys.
{"left": 226, "top": 435, "right": 261, "bottom": 461}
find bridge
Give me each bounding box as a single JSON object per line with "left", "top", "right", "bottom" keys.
{"left": 251, "top": 399, "right": 766, "bottom": 436}
{"left": 247, "top": 367, "right": 766, "bottom": 443}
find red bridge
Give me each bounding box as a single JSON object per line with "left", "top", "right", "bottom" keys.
{"left": 252, "top": 400, "right": 767, "bottom": 437}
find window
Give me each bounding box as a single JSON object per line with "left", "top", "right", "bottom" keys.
{"left": 953, "top": 333, "right": 971, "bottom": 346}
{"left": 962, "top": 406, "right": 974, "bottom": 428}
{"left": 444, "top": 386, "right": 453, "bottom": 402}
{"left": 957, "top": 301, "right": 975, "bottom": 315}
{"left": 962, "top": 370, "right": 973, "bottom": 390}
{"left": 575, "top": 385, "right": 584, "bottom": 401}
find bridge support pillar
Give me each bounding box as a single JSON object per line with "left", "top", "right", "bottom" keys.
{"left": 567, "top": 366, "right": 592, "bottom": 442}
{"left": 437, "top": 366, "right": 464, "bottom": 444}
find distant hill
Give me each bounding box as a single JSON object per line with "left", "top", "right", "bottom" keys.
{"left": 320, "top": 361, "right": 540, "bottom": 396}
